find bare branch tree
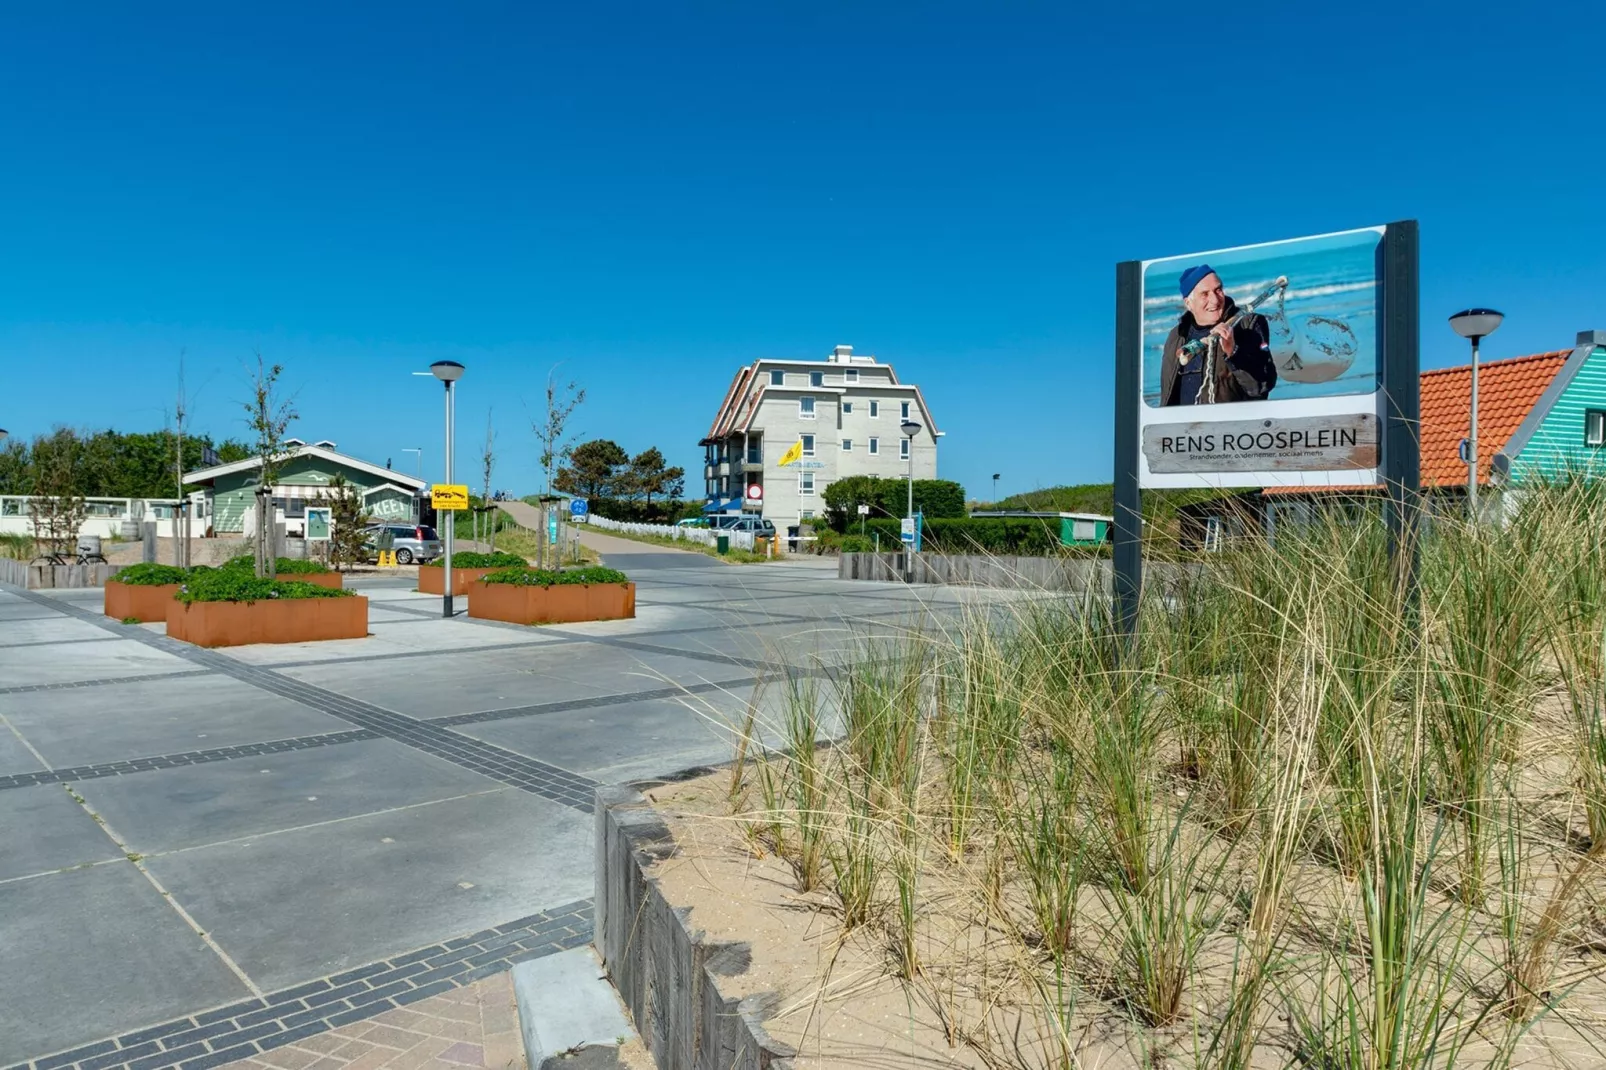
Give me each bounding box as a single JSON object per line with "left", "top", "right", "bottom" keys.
{"left": 480, "top": 410, "right": 497, "bottom": 552}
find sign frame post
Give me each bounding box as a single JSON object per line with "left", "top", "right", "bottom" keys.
{"left": 1114, "top": 259, "right": 1144, "bottom": 643}
{"left": 1380, "top": 220, "right": 1421, "bottom": 602}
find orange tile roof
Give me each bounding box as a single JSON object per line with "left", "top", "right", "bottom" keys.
{"left": 1419, "top": 350, "right": 1568, "bottom": 486}
{"left": 1261, "top": 350, "right": 1568, "bottom": 495}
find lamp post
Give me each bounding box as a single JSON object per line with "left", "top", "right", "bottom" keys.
{"left": 430, "top": 361, "right": 464, "bottom": 618}
{"left": 1449, "top": 309, "right": 1504, "bottom": 519}
{"left": 900, "top": 419, "right": 922, "bottom": 576}
{"left": 992, "top": 472, "right": 1000, "bottom": 503}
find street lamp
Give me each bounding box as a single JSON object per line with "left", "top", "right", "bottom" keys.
{"left": 900, "top": 419, "right": 922, "bottom": 575}
{"left": 430, "top": 361, "right": 465, "bottom": 618}
{"left": 1449, "top": 308, "right": 1504, "bottom": 519}
{"left": 992, "top": 472, "right": 1000, "bottom": 503}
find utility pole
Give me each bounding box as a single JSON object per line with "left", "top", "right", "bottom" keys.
{"left": 174, "top": 357, "right": 189, "bottom": 569}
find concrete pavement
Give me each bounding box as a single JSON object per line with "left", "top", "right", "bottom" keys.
{"left": 0, "top": 549, "right": 1033, "bottom": 1070}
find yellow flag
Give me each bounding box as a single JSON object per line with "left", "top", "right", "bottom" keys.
{"left": 777, "top": 439, "right": 803, "bottom": 467}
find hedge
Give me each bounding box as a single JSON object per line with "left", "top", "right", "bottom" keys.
{"left": 420, "top": 551, "right": 527, "bottom": 569}
{"left": 481, "top": 566, "right": 630, "bottom": 587}
{"left": 861, "top": 517, "right": 1068, "bottom": 555}
{"left": 178, "top": 570, "right": 355, "bottom": 604}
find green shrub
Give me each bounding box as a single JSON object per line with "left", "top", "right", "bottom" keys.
{"left": 114, "top": 563, "right": 191, "bottom": 586}
{"left": 837, "top": 534, "right": 874, "bottom": 553}
{"left": 481, "top": 565, "right": 629, "bottom": 587}
{"left": 862, "top": 516, "right": 1068, "bottom": 555}
{"left": 223, "top": 555, "right": 331, "bottom": 574}
{"left": 420, "top": 551, "right": 527, "bottom": 569}
{"left": 178, "top": 569, "right": 354, "bottom": 604}
{"left": 822, "top": 476, "right": 967, "bottom": 531}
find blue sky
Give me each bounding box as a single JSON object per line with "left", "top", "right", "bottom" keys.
{"left": 2, "top": 3, "right": 1602, "bottom": 499}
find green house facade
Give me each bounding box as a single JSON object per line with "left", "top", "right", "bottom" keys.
{"left": 183, "top": 439, "right": 427, "bottom": 536}
{"left": 1495, "top": 330, "right": 1606, "bottom": 484}
{"left": 968, "top": 510, "right": 1113, "bottom": 547}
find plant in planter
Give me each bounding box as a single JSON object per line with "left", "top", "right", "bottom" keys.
{"left": 418, "top": 551, "right": 529, "bottom": 595}
{"left": 222, "top": 554, "right": 342, "bottom": 588}
{"left": 468, "top": 565, "right": 634, "bottom": 624}
{"left": 104, "top": 562, "right": 193, "bottom": 622}
{"left": 167, "top": 568, "right": 366, "bottom": 647}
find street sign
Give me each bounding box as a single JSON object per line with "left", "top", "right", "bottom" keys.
{"left": 431, "top": 484, "right": 469, "bottom": 510}
{"left": 857, "top": 504, "right": 870, "bottom": 516}
{"left": 569, "top": 498, "right": 589, "bottom": 516}
{"left": 1457, "top": 437, "right": 1471, "bottom": 464}
{"left": 746, "top": 484, "right": 764, "bottom": 501}
{"left": 900, "top": 516, "right": 915, "bottom": 544}
{"left": 547, "top": 514, "right": 558, "bottom": 541}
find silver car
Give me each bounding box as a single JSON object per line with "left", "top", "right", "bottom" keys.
{"left": 364, "top": 523, "right": 442, "bottom": 564}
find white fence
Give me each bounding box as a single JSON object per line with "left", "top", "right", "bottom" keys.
{"left": 586, "top": 514, "right": 756, "bottom": 551}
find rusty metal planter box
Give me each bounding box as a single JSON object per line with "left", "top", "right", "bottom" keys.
{"left": 103, "top": 581, "right": 181, "bottom": 623}
{"left": 417, "top": 566, "right": 497, "bottom": 596}
{"left": 467, "top": 581, "right": 635, "bottom": 625}
{"left": 166, "top": 596, "right": 369, "bottom": 647}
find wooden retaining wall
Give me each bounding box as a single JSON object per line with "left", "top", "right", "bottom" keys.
{"left": 595, "top": 784, "right": 794, "bottom": 1070}
{"left": 0, "top": 558, "right": 124, "bottom": 589}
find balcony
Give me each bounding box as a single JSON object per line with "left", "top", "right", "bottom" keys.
{"left": 741, "top": 450, "right": 763, "bottom": 473}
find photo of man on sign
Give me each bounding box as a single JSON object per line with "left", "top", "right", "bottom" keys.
{"left": 1159, "top": 264, "right": 1278, "bottom": 407}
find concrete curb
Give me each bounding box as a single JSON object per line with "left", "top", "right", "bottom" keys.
{"left": 594, "top": 784, "right": 795, "bottom": 1070}
{"left": 512, "top": 946, "right": 632, "bottom": 1069}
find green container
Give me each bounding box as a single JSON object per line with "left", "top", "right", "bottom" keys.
{"left": 716, "top": 534, "right": 730, "bottom": 554}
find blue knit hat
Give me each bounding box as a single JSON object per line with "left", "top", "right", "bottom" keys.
{"left": 1178, "top": 263, "right": 1216, "bottom": 298}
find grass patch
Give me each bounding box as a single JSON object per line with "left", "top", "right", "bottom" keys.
{"left": 593, "top": 527, "right": 774, "bottom": 563}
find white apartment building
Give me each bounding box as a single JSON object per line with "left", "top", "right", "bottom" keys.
{"left": 700, "top": 345, "right": 941, "bottom": 534}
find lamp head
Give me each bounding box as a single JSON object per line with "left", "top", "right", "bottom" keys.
{"left": 1449, "top": 308, "right": 1504, "bottom": 341}
{"left": 430, "top": 360, "right": 466, "bottom": 383}
{"left": 900, "top": 419, "right": 922, "bottom": 439}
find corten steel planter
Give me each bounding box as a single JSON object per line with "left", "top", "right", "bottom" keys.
{"left": 417, "top": 566, "right": 498, "bottom": 596}
{"left": 166, "top": 596, "right": 369, "bottom": 648}
{"left": 467, "top": 581, "right": 635, "bottom": 625}
{"left": 104, "top": 581, "right": 181, "bottom": 623}
{"left": 275, "top": 571, "right": 342, "bottom": 589}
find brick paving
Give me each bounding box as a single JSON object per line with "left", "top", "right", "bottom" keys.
{"left": 221, "top": 972, "right": 524, "bottom": 1070}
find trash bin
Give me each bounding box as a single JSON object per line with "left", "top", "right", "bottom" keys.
{"left": 716, "top": 534, "right": 729, "bottom": 555}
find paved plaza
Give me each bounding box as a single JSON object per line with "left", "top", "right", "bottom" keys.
{"left": 0, "top": 537, "right": 1023, "bottom": 1070}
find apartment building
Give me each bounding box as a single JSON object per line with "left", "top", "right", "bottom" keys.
{"left": 700, "top": 345, "right": 941, "bottom": 534}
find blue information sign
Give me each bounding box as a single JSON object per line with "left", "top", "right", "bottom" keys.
{"left": 569, "top": 498, "right": 588, "bottom": 516}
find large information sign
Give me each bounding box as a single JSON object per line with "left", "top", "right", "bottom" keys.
{"left": 1137, "top": 225, "right": 1389, "bottom": 489}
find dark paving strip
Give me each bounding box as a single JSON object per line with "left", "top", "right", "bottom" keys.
{"left": 11, "top": 899, "right": 594, "bottom": 1070}
{"left": 432, "top": 676, "right": 758, "bottom": 728}
{"left": 0, "top": 670, "right": 215, "bottom": 696}
{"left": 2, "top": 589, "right": 601, "bottom": 815}
{"left": 0, "top": 730, "right": 380, "bottom": 792}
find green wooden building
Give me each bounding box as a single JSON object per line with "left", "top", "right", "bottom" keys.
{"left": 968, "top": 510, "right": 1113, "bottom": 547}
{"left": 182, "top": 439, "right": 427, "bottom": 536}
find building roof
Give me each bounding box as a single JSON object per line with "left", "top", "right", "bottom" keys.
{"left": 1262, "top": 347, "right": 1572, "bottom": 496}
{"left": 704, "top": 351, "right": 941, "bottom": 441}
{"left": 182, "top": 443, "right": 429, "bottom": 491}
{"left": 1419, "top": 350, "right": 1569, "bottom": 486}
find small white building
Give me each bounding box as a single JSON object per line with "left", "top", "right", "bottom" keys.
{"left": 700, "top": 345, "right": 942, "bottom": 534}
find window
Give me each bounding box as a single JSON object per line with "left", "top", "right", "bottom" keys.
{"left": 900, "top": 438, "right": 910, "bottom": 460}
{"left": 799, "top": 396, "right": 816, "bottom": 418}
{"left": 845, "top": 369, "right": 859, "bottom": 384}
{"left": 841, "top": 438, "right": 853, "bottom": 452}
{"left": 802, "top": 509, "right": 815, "bottom": 520}
{"left": 1072, "top": 519, "right": 1097, "bottom": 542}
{"left": 810, "top": 371, "right": 824, "bottom": 387}
{"left": 842, "top": 402, "right": 853, "bottom": 414}
{"left": 868, "top": 437, "right": 880, "bottom": 455}
{"left": 770, "top": 370, "right": 784, "bottom": 386}
{"left": 900, "top": 401, "right": 911, "bottom": 420}
{"left": 801, "top": 434, "right": 815, "bottom": 457}
{"left": 800, "top": 473, "right": 815, "bottom": 496}
{"left": 1587, "top": 409, "right": 1606, "bottom": 447}
{"left": 869, "top": 400, "right": 880, "bottom": 418}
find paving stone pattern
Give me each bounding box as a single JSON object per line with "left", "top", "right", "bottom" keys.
{"left": 0, "top": 731, "right": 380, "bottom": 792}
{"left": 9, "top": 900, "right": 590, "bottom": 1070}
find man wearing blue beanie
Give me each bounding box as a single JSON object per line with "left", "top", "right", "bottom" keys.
{"left": 1159, "top": 265, "right": 1277, "bottom": 406}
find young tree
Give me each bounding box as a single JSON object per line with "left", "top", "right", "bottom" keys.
{"left": 325, "top": 473, "right": 370, "bottom": 572}
{"left": 479, "top": 410, "right": 496, "bottom": 552}
{"left": 533, "top": 371, "right": 585, "bottom": 496}
{"left": 242, "top": 356, "right": 299, "bottom": 578}
{"left": 627, "top": 448, "right": 685, "bottom": 512}
{"left": 26, "top": 429, "right": 87, "bottom": 559}
{"left": 555, "top": 439, "right": 629, "bottom": 500}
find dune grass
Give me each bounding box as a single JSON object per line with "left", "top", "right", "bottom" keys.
{"left": 710, "top": 478, "right": 1606, "bottom": 1069}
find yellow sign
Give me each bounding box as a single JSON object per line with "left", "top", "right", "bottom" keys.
{"left": 431, "top": 484, "right": 470, "bottom": 510}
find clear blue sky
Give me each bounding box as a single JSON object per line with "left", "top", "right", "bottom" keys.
{"left": 3, "top": 3, "right": 1602, "bottom": 499}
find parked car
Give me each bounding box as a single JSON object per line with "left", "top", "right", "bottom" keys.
{"left": 362, "top": 523, "right": 442, "bottom": 564}
{"left": 714, "top": 515, "right": 777, "bottom": 538}
{"left": 674, "top": 517, "right": 710, "bottom": 529}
